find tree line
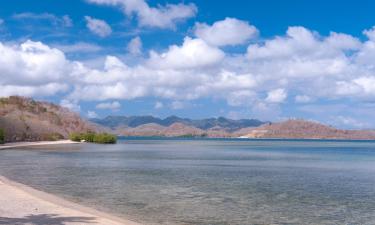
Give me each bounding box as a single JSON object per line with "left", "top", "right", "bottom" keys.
{"left": 69, "top": 132, "right": 117, "bottom": 144}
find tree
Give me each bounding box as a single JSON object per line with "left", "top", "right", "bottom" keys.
{"left": 69, "top": 132, "right": 117, "bottom": 144}
{"left": 0, "top": 128, "right": 4, "bottom": 144}
{"left": 69, "top": 132, "right": 82, "bottom": 142}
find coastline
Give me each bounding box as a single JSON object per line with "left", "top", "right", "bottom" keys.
{"left": 0, "top": 140, "right": 81, "bottom": 150}
{"left": 0, "top": 175, "right": 140, "bottom": 225}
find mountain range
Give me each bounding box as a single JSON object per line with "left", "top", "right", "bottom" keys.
{"left": 91, "top": 116, "right": 265, "bottom": 131}
{"left": 1, "top": 96, "right": 375, "bottom": 142}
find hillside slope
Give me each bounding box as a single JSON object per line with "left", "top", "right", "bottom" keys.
{"left": 244, "top": 119, "right": 375, "bottom": 140}
{"left": 0, "top": 96, "right": 99, "bottom": 142}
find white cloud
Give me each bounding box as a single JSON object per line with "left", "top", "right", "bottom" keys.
{"left": 148, "top": 37, "right": 225, "bottom": 69}
{"left": 52, "top": 42, "right": 102, "bottom": 53}
{"left": 62, "top": 15, "right": 73, "bottom": 27}
{"left": 127, "top": 36, "right": 142, "bottom": 55}
{"left": 84, "top": 16, "right": 112, "bottom": 37}
{"left": 335, "top": 116, "right": 366, "bottom": 129}
{"left": 86, "top": 0, "right": 197, "bottom": 29}
{"left": 60, "top": 99, "right": 81, "bottom": 112}
{"left": 96, "top": 101, "right": 121, "bottom": 110}
{"left": 295, "top": 95, "right": 312, "bottom": 103}
{"left": 13, "top": 13, "right": 73, "bottom": 27}
{"left": 87, "top": 110, "right": 99, "bottom": 118}
{"left": 265, "top": 89, "right": 287, "bottom": 103}
{"left": 154, "top": 101, "right": 164, "bottom": 109}
{"left": 0, "top": 83, "right": 67, "bottom": 97}
{"left": 170, "top": 101, "right": 186, "bottom": 110}
{"left": 0, "top": 40, "right": 70, "bottom": 86}
{"left": 4, "top": 24, "right": 375, "bottom": 127}
{"left": 194, "top": 18, "right": 258, "bottom": 46}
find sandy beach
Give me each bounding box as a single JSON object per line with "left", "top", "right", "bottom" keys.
{"left": 0, "top": 140, "right": 81, "bottom": 150}
{"left": 0, "top": 140, "right": 141, "bottom": 224}
{"left": 0, "top": 176, "right": 140, "bottom": 225}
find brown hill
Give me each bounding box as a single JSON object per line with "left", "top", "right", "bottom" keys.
{"left": 0, "top": 96, "right": 100, "bottom": 142}
{"left": 244, "top": 119, "right": 375, "bottom": 140}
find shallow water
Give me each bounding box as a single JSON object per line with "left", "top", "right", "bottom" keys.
{"left": 0, "top": 138, "right": 375, "bottom": 224}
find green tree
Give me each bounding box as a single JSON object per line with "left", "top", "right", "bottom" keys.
{"left": 0, "top": 128, "right": 4, "bottom": 144}
{"left": 69, "top": 132, "right": 117, "bottom": 144}
{"left": 69, "top": 132, "right": 82, "bottom": 142}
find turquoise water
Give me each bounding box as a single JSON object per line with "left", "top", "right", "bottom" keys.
{"left": 0, "top": 138, "right": 375, "bottom": 224}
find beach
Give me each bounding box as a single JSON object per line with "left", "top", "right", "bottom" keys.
{"left": 0, "top": 140, "right": 82, "bottom": 150}
{"left": 0, "top": 176, "right": 139, "bottom": 225}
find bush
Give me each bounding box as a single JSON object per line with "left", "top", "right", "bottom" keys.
{"left": 0, "top": 128, "right": 4, "bottom": 144}
{"left": 93, "top": 133, "right": 117, "bottom": 144}
{"left": 69, "top": 132, "right": 82, "bottom": 142}
{"left": 69, "top": 132, "right": 117, "bottom": 144}
{"left": 43, "top": 133, "right": 64, "bottom": 141}
{"left": 82, "top": 132, "right": 95, "bottom": 142}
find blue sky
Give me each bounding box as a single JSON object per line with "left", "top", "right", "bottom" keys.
{"left": 1, "top": 0, "right": 375, "bottom": 128}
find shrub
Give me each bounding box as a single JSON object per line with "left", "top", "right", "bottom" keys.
{"left": 0, "top": 128, "right": 4, "bottom": 144}
{"left": 43, "top": 133, "right": 64, "bottom": 141}
{"left": 69, "top": 132, "right": 82, "bottom": 142}
{"left": 93, "top": 133, "right": 117, "bottom": 144}
{"left": 69, "top": 132, "right": 117, "bottom": 144}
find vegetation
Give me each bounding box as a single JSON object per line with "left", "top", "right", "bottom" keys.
{"left": 69, "top": 132, "right": 117, "bottom": 144}
{"left": 42, "top": 133, "right": 64, "bottom": 141}
{"left": 0, "top": 128, "right": 4, "bottom": 144}
{"left": 176, "top": 133, "right": 208, "bottom": 138}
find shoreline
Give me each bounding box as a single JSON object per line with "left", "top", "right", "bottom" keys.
{"left": 0, "top": 175, "right": 140, "bottom": 225}
{"left": 0, "top": 140, "right": 81, "bottom": 150}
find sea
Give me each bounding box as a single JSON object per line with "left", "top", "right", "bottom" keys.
{"left": 0, "top": 137, "right": 375, "bottom": 225}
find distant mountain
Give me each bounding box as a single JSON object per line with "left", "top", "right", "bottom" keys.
{"left": 0, "top": 96, "right": 101, "bottom": 142}
{"left": 243, "top": 119, "right": 375, "bottom": 140}
{"left": 91, "top": 115, "right": 265, "bottom": 132}
{"left": 2, "top": 97, "right": 374, "bottom": 140}
{"left": 114, "top": 122, "right": 258, "bottom": 138}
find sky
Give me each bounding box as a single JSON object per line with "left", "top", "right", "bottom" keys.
{"left": 1, "top": 0, "right": 375, "bottom": 129}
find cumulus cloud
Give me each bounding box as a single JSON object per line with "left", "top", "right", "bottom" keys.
{"left": 84, "top": 16, "right": 112, "bottom": 37}
{"left": 86, "top": 0, "right": 197, "bottom": 29}
{"left": 0, "top": 83, "right": 68, "bottom": 98}
{"left": 0, "top": 40, "right": 70, "bottom": 86}
{"left": 265, "top": 89, "right": 287, "bottom": 103}
{"left": 194, "top": 18, "right": 258, "bottom": 46}
{"left": 5, "top": 24, "right": 375, "bottom": 126}
{"left": 60, "top": 99, "right": 81, "bottom": 112}
{"left": 127, "top": 36, "right": 142, "bottom": 55}
{"left": 148, "top": 37, "right": 225, "bottom": 69}
{"left": 96, "top": 101, "right": 121, "bottom": 110}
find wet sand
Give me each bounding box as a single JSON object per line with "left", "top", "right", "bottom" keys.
{"left": 0, "top": 176, "right": 140, "bottom": 225}
{"left": 0, "top": 140, "right": 81, "bottom": 150}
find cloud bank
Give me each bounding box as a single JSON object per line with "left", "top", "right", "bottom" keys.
{"left": 3, "top": 20, "right": 375, "bottom": 127}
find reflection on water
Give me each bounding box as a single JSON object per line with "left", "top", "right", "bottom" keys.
{"left": 0, "top": 138, "right": 375, "bottom": 224}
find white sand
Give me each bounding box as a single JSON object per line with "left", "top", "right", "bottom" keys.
{"left": 0, "top": 140, "right": 81, "bottom": 150}
{"left": 0, "top": 176, "right": 140, "bottom": 225}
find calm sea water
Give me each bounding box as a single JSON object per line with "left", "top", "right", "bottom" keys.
{"left": 0, "top": 138, "right": 375, "bottom": 225}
